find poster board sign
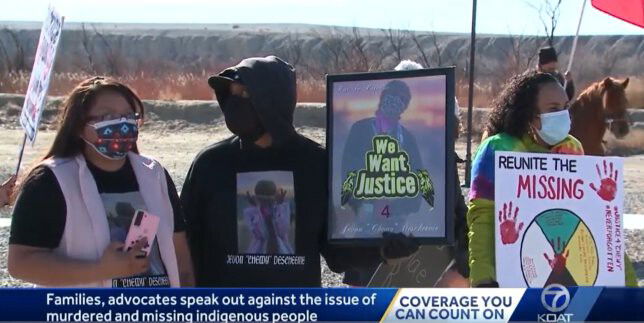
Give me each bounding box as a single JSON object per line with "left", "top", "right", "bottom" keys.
{"left": 367, "top": 246, "right": 452, "bottom": 287}
{"left": 19, "top": 6, "right": 64, "bottom": 144}
{"left": 495, "top": 151, "right": 625, "bottom": 287}
{"left": 327, "top": 68, "right": 455, "bottom": 245}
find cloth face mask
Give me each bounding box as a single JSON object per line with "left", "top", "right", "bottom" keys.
{"left": 85, "top": 117, "right": 139, "bottom": 160}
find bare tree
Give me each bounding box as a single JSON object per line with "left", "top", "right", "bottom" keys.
{"left": 0, "top": 29, "right": 13, "bottom": 72}
{"left": 80, "top": 23, "right": 96, "bottom": 73}
{"left": 2, "top": 28, "right": 26, "bottom": 71}
{"left": 430, "top": 30, "right": 443, "bottom": 66}
{"left": 92, "top": 24, "right": 121, "bottom": 75}
{"left": 502, "top": 32, "right": 539, "bottom": 76}
{"left": 528, "top": 0, "right": 563, "bottom": 47}
{"left": 408, "top": 31, "right": 431, "bottom": 68}
{"left": 319, "top": 29, "right": 351, "bottom": 73}
{"left": 348, "top": 27, "right": 370, "bottom": 71}
{"left": 277, "top": 32, "right": 305, "bottom": 70}
{"left": 381, "top": 28, "right": 408, "bottom": 62}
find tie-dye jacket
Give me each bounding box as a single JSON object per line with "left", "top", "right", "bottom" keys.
{"left": 467, "top": 132, "right": 637, "bottom": 286}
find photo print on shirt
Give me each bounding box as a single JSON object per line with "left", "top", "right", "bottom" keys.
{"left": 236, "top": 171, "right": 297, "bottom": 255}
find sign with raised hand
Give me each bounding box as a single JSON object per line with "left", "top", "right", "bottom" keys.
{"left": 495, "top": 151, "right": 625, "bottom": 287}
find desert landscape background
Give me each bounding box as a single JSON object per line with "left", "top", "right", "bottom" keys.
{"left": 0, "top": 22, "right": 642, "bottom": 287}
{"left": 0, "top": 22, "right": 643, "bottom": 106}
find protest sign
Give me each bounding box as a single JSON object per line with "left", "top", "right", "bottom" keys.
{"left": 367, "top": 246, "right": 453, "bottom": 287}
{"left": 16, "top": 6, "right": 64, "bottom": 171}
{"left": 495, "top": 151, "right": 625, "bottom": 287}
{"left": 327, "top": 68, "right": 455, "bottom": 245}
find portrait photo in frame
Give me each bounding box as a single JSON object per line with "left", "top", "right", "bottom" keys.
{"left": 327, "top": 68, "right": 456, "bottom": 245}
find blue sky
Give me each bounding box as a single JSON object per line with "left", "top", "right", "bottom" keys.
{"left": 1, "top": 0, "right": 642, "bottom": 35}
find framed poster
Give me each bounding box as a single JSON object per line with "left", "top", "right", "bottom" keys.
{"left": 495, "top": 151, "right": 626, "bottom": 287}
{"left": 327, "top": 68, "right": 455, "bottom": 245}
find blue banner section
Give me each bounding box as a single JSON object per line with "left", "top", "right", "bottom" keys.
{"left": 510, "top": 287, "right": 644, "bottom": 322}
{"left": 586, "top": 288, "right": 644, "bottom": 321}
{"left": 0, "top": 287, "right": 641, "bottom": 322}
{"left": 0, "top": 288, "right": 397, "bottom": 322}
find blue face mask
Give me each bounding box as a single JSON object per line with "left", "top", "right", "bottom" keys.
{"left": 84, "top": 118, "right": 139, "bottom": 160}
{"left": 537, "top": 110, "right": 571, "bottom": 145}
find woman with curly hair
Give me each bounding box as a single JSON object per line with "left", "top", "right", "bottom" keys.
{"left": 467, "top": 71, "right": 637, "bottom": 287}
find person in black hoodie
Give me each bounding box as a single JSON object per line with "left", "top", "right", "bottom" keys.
{"left": 537, "top": 47, "right": 575, "bottom": 101}
{"left": 181, "top": 56, "right": 417, "bottom": 287}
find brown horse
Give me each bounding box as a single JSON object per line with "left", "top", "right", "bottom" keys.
{"left": 569, "top": 77, "right": 631, "bottom": 156}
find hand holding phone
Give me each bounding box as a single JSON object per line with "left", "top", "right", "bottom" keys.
{"left": 124, "top": 210, "right": 160, "bottom": 256}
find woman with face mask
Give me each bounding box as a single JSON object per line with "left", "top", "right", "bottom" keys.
{"left": 467, "top": 71, "right": 637, "bottom": 287}
{"left": 8, "top": 77, "right": 194, "bottom": 287}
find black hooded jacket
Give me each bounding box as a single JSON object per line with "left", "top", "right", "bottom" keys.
{"left": 181, "top": 56, "right": 377, "bottom": 286}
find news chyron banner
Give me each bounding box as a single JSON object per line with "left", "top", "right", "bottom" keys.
{"left": 0, "top": 287, "right": 641, "bottom": 322}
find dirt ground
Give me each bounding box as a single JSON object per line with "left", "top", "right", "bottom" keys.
{"left": 0, "top": 125, "right": 641, "bottom": 286}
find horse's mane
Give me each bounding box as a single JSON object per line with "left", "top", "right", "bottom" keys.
{"left": 569, "top": 79, "right": 606, "bottom": 115}
{"left": 572, "top": 80, "right": 603, "bottom": 106}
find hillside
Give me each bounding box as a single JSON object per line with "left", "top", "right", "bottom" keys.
{"left": 0, "top": 22, "right": 642, "bottom": 105}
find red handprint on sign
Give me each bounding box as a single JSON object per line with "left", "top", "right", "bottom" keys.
{"left": 543, "top": 237, "right": 570, "bottom": 273}
{"left": 499, "top": 202, "right": 524, "bottom": 245}
{"left": 589, "top": 160, "right": 618, "bottom": 202}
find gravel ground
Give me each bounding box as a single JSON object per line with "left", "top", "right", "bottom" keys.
{"left": 0, "top": 127, "right": 641, "bottom": 287}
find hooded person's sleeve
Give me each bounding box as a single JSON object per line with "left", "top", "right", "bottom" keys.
{"left": 180, "top": 159, "right": 204, "bottom": 282}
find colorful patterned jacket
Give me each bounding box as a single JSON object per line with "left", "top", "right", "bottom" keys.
{"left": 467, "top": 133, "right": 637, "bottom": 286}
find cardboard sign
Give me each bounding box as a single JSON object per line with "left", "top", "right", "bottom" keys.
{"left": 495, "top": 151, "right": 625, "bottom": 287}
{"left": 19, "top": 6, "right": 64, "bottom": 144}
{"left": 367, "top": 246, "right": 452, "bottom": 287}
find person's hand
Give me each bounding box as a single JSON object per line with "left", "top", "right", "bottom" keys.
{"left": 543, "top": 237, "right": 570, "bottom": 273}
{"left": 565, "top": 71, "right": 572, "bottom": 82}
{"left": 499, "top": 202, "right": 523, "bottom": 245}
{"left": 589, "top": 160, "right": 618, "bottom": 202}
{"left": 0, "top": 174, "right": 17, "bottom": 207}
{"left": 98, "top": 240, "right": 149, "bottom": 279}
{"left": 380, "top": 232, "right": 419, "bottom": 264}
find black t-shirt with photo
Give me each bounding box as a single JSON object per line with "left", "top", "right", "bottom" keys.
{"left": 10, "top": 158, "right": 185, "bottom": 287}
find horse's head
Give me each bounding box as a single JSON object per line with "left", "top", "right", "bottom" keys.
{"left": 601, "top": 77, "right": 631, "bottom": 138}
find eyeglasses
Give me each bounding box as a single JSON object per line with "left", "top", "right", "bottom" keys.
{"left": 86, "top": 112, "right": 141, "bottom": 124}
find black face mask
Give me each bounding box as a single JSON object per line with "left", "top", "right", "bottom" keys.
{"left": 221, "top": 96, "right": 265, "bottom": 142}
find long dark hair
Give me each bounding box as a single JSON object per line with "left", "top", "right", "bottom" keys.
{"left": 14, "top": 77, "right": 145, "bottom": 201}
{"left": 44, "top": 76, "right": 145, "bottom": 159}
{"left": 485, "top": 71, "right": 559, "bottom": 137}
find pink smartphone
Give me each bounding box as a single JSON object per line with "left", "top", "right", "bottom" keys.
{"left": 124, "top": 210, "right": 160, "bottom": 256}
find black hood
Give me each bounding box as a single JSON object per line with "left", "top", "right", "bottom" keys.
{"left": 209, "top": 56, "right": 298, "bottom": 146}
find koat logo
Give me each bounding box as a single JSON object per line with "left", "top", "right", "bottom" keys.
{"left": 538, "top": 284, "right": 573, "bottom": 322}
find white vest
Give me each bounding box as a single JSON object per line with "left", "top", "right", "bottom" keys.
{"left": 42, "top": 152, "right": 180, "bottom": 287}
